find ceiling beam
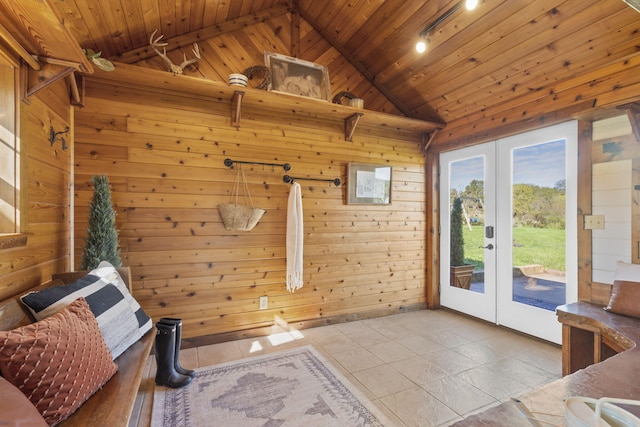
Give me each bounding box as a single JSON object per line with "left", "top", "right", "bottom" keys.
{"left": 290, "top": 3, "right": 300, "bottom": 58}
{"left": 296, "top": 4, "right": 416, "bottom": 119}
{"left": 113, "top": 4, "right": 294, "bottom": 64}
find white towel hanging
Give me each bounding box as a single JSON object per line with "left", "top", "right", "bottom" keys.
{"left": 286, "top": 182, "right": 304, "bottom": 292}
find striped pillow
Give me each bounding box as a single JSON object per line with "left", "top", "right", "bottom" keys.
{"left": 90, "top": 261, "right": 153, "bottom": 335}
{"left": 21, "top": 262, "right": 152, "bottom": 359}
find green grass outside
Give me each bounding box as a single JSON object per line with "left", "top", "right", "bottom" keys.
{"left": 463, "top": 226, "right": 566, "bottom": 272}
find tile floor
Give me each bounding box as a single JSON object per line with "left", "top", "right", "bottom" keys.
{"left": 132, "top": 309, "right": 562, "bottom": 427}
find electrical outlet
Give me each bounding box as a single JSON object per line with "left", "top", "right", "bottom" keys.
{"left": 259, "top": 296, "right": 268, "bottom": 310}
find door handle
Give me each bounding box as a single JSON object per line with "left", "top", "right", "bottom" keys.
{"left": 479, "top": 244, "right": 494, "bottom": 250}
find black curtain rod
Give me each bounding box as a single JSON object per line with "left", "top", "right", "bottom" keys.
{"left": 224, "top": 158, "right": 291, "bottom": 171}
{"left": 283, "top": 175, "right": 341, "bottom": 187}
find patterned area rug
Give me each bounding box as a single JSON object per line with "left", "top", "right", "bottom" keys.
{"left": 151, "top": 345, "right": 392, "bottom": 427}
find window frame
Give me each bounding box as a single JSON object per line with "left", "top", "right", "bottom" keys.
{"left": 0, "top": 47, "right": 27, "bottom": 249}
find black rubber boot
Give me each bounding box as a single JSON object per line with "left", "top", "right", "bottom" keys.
{"left": 158, "top": 318, "right": 196, "bottom": 378}
{"left": 155, "top": 322, "right": 192, "bottom": 388}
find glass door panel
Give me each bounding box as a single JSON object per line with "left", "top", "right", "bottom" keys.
{"left": 451, "top": 157, "right": 485, "bottom": 294}
{"left": 511, "top": 141, "right": 567, "bottom": 310}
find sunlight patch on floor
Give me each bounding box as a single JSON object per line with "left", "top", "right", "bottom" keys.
{"left": 268, "top": 330, "right": 305, "bottom": 347}
{"left": 249, "top": 341, "right": 263, "bottom": 353}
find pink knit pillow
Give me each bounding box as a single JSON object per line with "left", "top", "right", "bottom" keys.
{"left": 0, "top": 298, "right": 117, "bottom": 426}
{"left": 0, "top": 376, "right": 48, "bottom": 426}
{"left": 605, "top": 280, "right": 640, "bottom": 318}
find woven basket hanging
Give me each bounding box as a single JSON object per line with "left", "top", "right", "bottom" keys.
{"left": 218, "top": 165, "right": 265, "bottom": 231}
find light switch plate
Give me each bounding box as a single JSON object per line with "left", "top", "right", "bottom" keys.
{"left": 584, "top": 215, "right": 605, "bottom": 230}
{"left": 259, "top": 296, "right": 268, "bottom": 310}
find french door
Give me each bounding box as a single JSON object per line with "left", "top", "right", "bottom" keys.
{"left": 439, "top": 121, "right": 578, "bottom": 344}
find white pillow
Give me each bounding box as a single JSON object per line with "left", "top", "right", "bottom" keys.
{"left": 614, "top": 261, "right": 640, "bottom": 282}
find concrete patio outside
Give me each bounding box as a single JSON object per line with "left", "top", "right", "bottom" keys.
{"left": 468, "top": 266, "right": 566, "bottom": 311}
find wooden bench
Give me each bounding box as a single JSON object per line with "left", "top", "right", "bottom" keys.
{"left": 556, "top": 301, "right": 639, "bottom": 376}
{"left": 0, "top": 268, "right": 154, "bottom": 427}
{"left": 451, "top": 301, "right": 640, "bottom": 426}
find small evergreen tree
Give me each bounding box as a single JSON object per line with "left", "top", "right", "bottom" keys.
{"left": 450, "top": 197, "right": 465, "bottom": 266}
{"left": 80, "top": 174, "right": 121, "bottom": 270}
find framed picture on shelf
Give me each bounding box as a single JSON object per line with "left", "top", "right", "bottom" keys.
{"left": 347, "top": 163, "right": 392, "bottom": 205}
{"left": 264, "top": 52, "right": 331, "bottom": 101}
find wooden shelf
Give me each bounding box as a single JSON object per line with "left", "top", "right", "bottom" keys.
{"left": 231, "top": 90, "right": 244, "bottom": 128}
{"left": 345, "top": 113, "right": 363, "bottom": 141}
{"left": 86, "top": 62, "right": 445, "bottom": 138}
{"left": 0, "top": 233, "right": 28, "bottom": 250}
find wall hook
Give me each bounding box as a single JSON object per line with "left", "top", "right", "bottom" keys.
{"left": 49, "top": 126, "right": 70, "bottom": 150}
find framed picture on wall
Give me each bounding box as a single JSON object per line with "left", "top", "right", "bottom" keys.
{"left": 264, "top": 52, "right": 331, "bottom": 101}
{"left": 347, "top": 163, "right": 392, "bottom": 205}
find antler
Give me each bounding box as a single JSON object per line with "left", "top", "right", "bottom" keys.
{"left": 149, "top": 29, "right": 200, "bottom": 74}
{"left": 179, "top": 42, "right": 200, "bottom": 72}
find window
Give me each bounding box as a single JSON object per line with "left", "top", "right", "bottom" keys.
{"left": 0, "top": 51, "right": 24, "bottom": 249}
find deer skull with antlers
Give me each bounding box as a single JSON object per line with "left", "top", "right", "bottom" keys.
{"left": 149, "top": 29, "right": 200, "bottom": 74}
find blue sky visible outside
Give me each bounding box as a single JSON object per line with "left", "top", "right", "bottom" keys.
{"left": 450, "top": 139, "right": 566, "bottom": 192}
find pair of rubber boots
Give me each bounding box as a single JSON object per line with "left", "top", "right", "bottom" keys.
{"left": 155, "top": 318, "right": 195, "bottom": 388}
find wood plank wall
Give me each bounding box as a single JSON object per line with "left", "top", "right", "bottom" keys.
{"left": 588, "top": 132, "right": 640, "bottom": 305}
{"left": 73, "top": 78, "right": 427, "bottom": 339}
{"left": 0, "top": 54, "right": 72, "bottom": 300}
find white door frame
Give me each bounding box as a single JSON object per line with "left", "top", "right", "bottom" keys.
{"left": 440, "top": 142, "right": 496, "bottom": 323}
{"left": 495, "top": 120, "right": 578, "bottom": 344}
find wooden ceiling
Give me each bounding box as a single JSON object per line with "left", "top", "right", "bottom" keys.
{"left": 5, "top": 0, "right": 640, "bottom": 146}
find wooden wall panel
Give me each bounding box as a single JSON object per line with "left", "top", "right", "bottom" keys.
{"left": 0, "top": 83, "right": 71, "bottom": 301}
{"left": 577, "top": 120, "right": 593, "bottom": 303}
{"left": 74, "top": 78, "right": 426, "bottom": 339}
{"left": 588, "top": 132, "right": 640, "bottom": 305}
